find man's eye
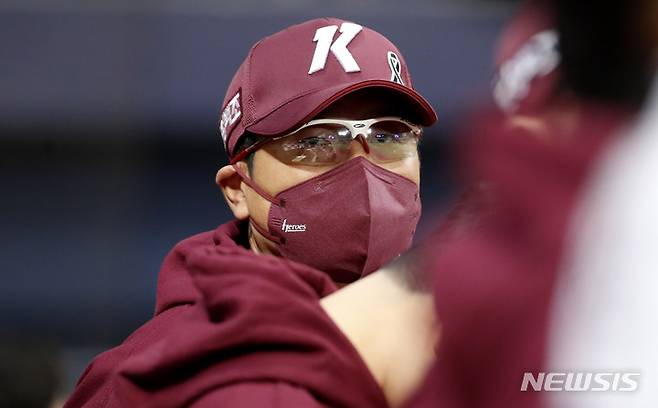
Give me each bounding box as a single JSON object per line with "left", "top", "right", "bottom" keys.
{"left": 297, "top": 136, "right": 334, "bottom": 149}
{"left": 287, "top": 136, "right": 338, "bottom": 164}
{"left": 283, "top": 137, "right": 327, "bottom": 152}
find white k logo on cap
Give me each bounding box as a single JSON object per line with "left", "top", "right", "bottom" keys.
{"left": 308, "top": 23, "right": 363, "bottom": 74}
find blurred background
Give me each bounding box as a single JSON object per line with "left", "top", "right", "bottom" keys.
{"left": 0, "top": 0, "right": 517, "bottom": 403}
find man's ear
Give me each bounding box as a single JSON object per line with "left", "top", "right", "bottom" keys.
{"left": 216, "top": 163, "right": 250, "bottom": 220}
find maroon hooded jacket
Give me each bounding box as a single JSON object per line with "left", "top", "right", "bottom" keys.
{"left": 65, "top": 220, "right": 388, "bottom": 408}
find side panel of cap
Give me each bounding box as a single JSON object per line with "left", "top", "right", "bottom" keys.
{"left": 219, "top": 55, "right": 250, "bottom": 156}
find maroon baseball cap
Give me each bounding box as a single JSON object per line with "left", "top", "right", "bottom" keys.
{"left": 219, "top": 17, "right": 437, "bottom": 158}
{"left": 493, "top": 1, "right": 560, "bottom": 114}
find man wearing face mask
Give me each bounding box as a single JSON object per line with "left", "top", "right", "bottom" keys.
{"left": 217, "top": 19, "right": 435, "bottom": 284}
{"left": 65, "top": 17, "right": 436, "bottom": 408}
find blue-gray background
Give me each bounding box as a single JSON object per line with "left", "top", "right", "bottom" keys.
{"left": 0, "top": 0, "right": 514, "bottom": 392}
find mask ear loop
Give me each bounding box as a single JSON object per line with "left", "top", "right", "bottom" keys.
{"left": 232, "top": 164, "right": 280, "bottom": 205}
{"left": 232, "top": 164, "right": 282, "bottom": 244}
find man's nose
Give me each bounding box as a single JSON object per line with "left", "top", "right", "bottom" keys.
{"left": 348, "top": 133, "right": 371, "bottom": 159}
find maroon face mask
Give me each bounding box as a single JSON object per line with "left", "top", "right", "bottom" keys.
{"left": 234, "top": 157, "right": 421, "bottom": 283}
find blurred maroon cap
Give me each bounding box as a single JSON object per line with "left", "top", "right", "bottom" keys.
{"left": 493, "top": 1, "right": 561, "bottom": 114}
{"left": 218, "top": 17, "right": 437, "bottom": 158}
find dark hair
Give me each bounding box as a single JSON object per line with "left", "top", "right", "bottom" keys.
{"left": 233, "top": 132, "right": 261, "bottom": 173}
{"left": 553, "top": 0, "right": 653, "bottom": 107}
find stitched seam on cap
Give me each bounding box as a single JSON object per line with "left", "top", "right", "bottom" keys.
{"left": 245, "top": 40, "right": 263, "bottom": 125}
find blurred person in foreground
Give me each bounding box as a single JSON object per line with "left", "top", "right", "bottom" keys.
{"left": 547, "top": 0, "right": 658, "bottom": 406}
{"left": 65, "top": 17, "right": 438, "bottom": 408}
{"left": 404, "top": 0, "right": 654, "bottom": 407}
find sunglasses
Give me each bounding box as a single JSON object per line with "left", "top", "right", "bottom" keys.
{"left": 231, "top": 117, "right": 422, "bottom": 166}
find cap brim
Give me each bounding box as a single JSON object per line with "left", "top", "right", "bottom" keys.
{"left": 246, "top": 79, "right": 438, "bottom": 136}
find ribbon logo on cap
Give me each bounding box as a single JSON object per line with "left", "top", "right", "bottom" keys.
{"left": 387, "top": 51, "right": 404, "bottom": 85}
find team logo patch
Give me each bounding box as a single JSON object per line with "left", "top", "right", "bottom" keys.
{"left": 387, "top": 51, "right": 404, "bottom": 85}
{"left": 308, "top": 22, "right": 363, "bottom": 74}
{"left": 220, "top": 91, "right": 242, "bottom": 145}
{"left": 493, "top": 30, "right": 560, "bottom": 112}
{"left": 281, "top": 218, "right": 306, "bottom": 233}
